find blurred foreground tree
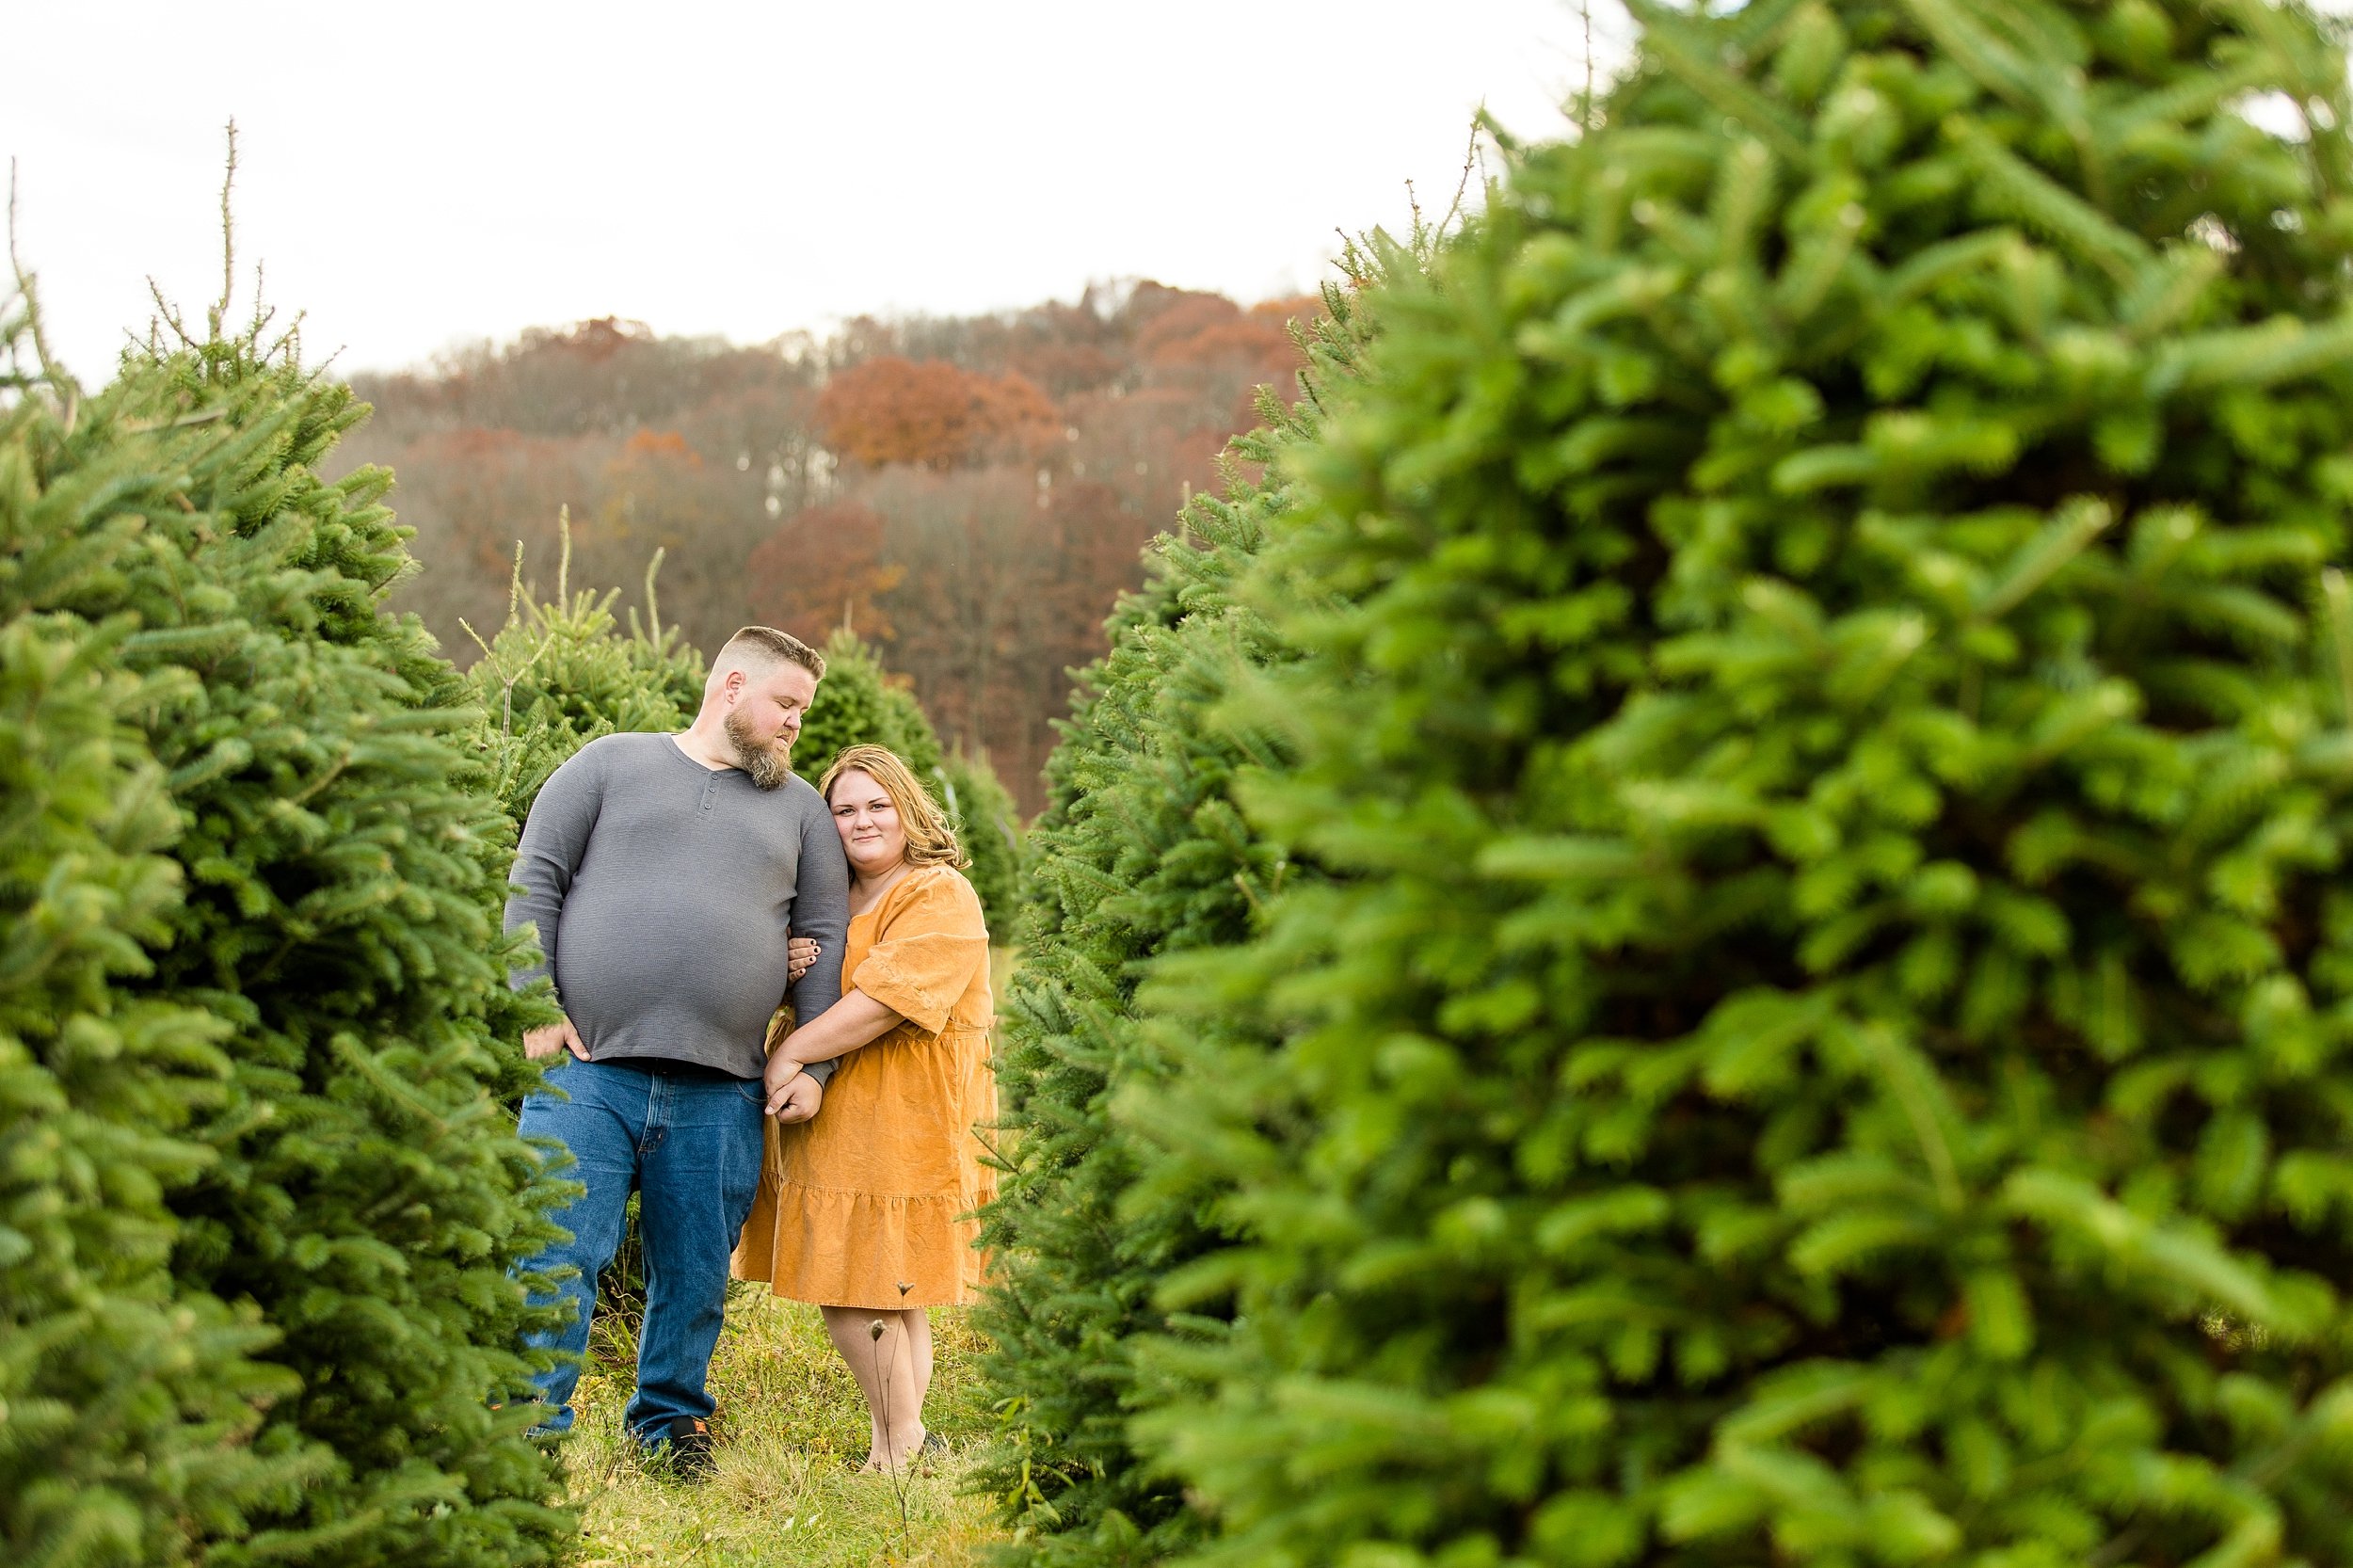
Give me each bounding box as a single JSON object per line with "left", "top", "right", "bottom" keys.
{"left": 1121, "top": 0, "right": 2353, "bottom": 1563}
{"left": 1, "top": 256, "right": 569, "bottom": 1566}
{"left": 1, "top": 275, "right": 306, "bottom": 1568}
{"left": 973, "top": 273, "right": 1379, "bottom": 1565}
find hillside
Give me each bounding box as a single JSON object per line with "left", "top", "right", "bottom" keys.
{"left": 337, "top": 283, "right": 1314, "bottom": 808}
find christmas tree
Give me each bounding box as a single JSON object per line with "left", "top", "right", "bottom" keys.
{"left": 792, "top": 627, "right": 1026, "bottom": 936}
{"left": 463, "top": 540, "right": 1023, "bottom": 932}
{"left": 3, "top": 257, "right": 572, "bottom": 1563}
{"left": 793, "top": 626, "right": 944, "bottom": 780}
{"left": 462, "top": 518, "right": 705, "bottom": 829}
{"left": 1122, "top": 0, "right": 2353, "bottom": 1562}
{"left": 1, "top": 271, "right": 312, "bottom": 1568}
{"left": 972, "top": 274, "right": 1382, "bottom": 1565}
{"left": 938, "top": 744, "right": 1026, "bottom": 946}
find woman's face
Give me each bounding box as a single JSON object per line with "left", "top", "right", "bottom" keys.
{"left": 830, "top": 769, "right": 906, "bottom": 874}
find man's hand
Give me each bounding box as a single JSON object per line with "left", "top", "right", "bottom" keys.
{"left": 763, "top": 1035, "right": 808, "bottom": 1107}
{"left": 765, "top": 1036, "right": 822, "bottom": 1120}
{"left": 524, "top": 1016, "right": 588, "bottom": 1063}
{"left": 770, "top": 1069, "right": 824, "bottom": 1124}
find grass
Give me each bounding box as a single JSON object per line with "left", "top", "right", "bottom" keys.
{"left": 562, "top": 1285, "right": 1005, "bottom": 1567}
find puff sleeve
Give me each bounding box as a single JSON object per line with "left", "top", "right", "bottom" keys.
{"left": 851, "top": 867, "right": 988, "bottom": 1035}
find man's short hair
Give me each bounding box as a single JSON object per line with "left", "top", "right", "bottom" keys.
{"left": 716, "top": 626, "right": 826, "bottom": 681}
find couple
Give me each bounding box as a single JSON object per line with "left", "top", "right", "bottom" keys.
{"left": 507, "top": 626, "right": 995, "bottom": 1476}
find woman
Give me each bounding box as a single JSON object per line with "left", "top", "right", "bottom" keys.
{"left": 733, "top": 743, "right": 995, "bottom": 1473}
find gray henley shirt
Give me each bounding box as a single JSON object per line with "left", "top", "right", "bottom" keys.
{"left": 504, "top": 731, "right": 851, "bottom": 1081}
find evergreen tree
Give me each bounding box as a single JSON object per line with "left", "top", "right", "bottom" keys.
{"left": 4, "top": 282, "right": 571, "bottom": 1564}
{"left": 458, "top": 528, "right": 711, "bottom": 1343}
{"left": 1, "top": 293, "right": 312, "bottom": 1568}
{"left": 462, "top": 521, "right": 705, "bottom": 829}
{"left": 462, "top": 554, "right": 1023, "bottom": 936}
{"left": 793, "top": 627, "right": 1027, "bottom": 936}
{"left": 972, "top": 279, "right": 1380, "bottom": 1566}
{"left": 938, "top": 744, "right": 1025, "bottom": 946}
{"left": 1126, "top": 1, "right": 2353, "bottom": 1564}
{"left": 794, "top": 628, "right": 945, "bottom": 782}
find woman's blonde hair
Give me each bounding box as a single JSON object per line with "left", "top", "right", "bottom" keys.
{"left": 819, "top": 744, "right": 967, "bottom": 869}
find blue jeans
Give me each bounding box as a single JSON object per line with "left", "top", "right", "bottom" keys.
{"left": 517, "top": 1057, "right": 766, "bottom": 1440}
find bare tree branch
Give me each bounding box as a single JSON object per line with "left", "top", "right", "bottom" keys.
{"left": 216, "top": 119, "right": 240, "bottom": 329}
{"left": 1439, "top": 115, "right": 1484, "bottom": 237}
{"left": 1583, "top": 0, "right": 1596, "bottom": 131}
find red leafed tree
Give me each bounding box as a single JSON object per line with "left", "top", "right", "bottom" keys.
{"left": 1132, "top": 292, "right": 1246, "bottom": 360}
{"left": 968, "top": 371, "right": 1062, "bottom": 463}
{"left": 817, "top": 356, "right": 1059, "bottom": 469}
{"left": 746, "top": 500, "right": 903, "bottom": 643}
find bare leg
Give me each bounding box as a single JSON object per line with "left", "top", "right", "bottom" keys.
{"left": 820, "top": 1305, "right": 889, "bottom": 1464}
{"left": 907, "top": 1307, "right": 934, "bottom": 1432}
{"left": 871, "top": 1307, "right": 926, "bottom": 1470}
{"left": 820, "top": 1305, "right": 928, "bottom": 1471}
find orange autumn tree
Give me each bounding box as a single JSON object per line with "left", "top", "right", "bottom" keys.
{"left": 817, "top": 355, "right": 1059, "bottom": 469}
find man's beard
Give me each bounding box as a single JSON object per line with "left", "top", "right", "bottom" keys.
{"left": 724, "top": 709, "right": 792, "bottom": 791}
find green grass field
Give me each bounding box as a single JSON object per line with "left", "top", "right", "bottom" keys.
{"left": 562, "top": 1285, "right": 1006, "bottom": 1566}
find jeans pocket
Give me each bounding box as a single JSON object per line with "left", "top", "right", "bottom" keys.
{"left": 524, "top": 1056, "right": 579, "bottom": 1110}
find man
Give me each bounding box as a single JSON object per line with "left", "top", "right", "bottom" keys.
{"left": 505, "top": 625, "right": 848, "bottom": 1475}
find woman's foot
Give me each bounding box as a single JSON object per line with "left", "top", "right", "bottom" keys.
{"left": 860, "top": 1423, "right": 927, "bottom": 1475}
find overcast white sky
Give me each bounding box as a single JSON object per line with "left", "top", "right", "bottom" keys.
{"left": 7, "top": 1, "right": 1615, "bottom": 379}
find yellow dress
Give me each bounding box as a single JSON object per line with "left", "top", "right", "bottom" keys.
{"left": 734, "top": 863, "right": 996, "bottom": 1309}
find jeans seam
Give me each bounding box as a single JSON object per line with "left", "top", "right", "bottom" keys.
{"left": 639, "top": 1075, "right": 664, "bottom": 1157}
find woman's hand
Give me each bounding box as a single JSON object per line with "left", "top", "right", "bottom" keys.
{"left": 787, "top": 936, "right": 820, "bottom": 984}
{"left": 765, "top": 988, "right": 904, "bottom": 1069}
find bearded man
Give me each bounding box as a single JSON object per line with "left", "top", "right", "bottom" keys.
{"left": 505, "top": 625, "right": 849, "bottom": 1475}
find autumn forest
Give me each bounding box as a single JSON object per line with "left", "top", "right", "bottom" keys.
{"left": 336, "top": 281, "right": 1316, "bottom": 810}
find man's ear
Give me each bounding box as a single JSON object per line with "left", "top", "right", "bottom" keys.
{"left": 721, "top": 667, "right": 746, "bottom": 703}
